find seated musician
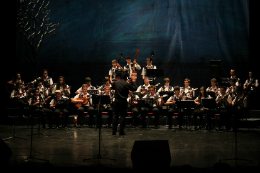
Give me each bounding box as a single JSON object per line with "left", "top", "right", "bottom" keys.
{"left": 71, "top": 84, "right": 95, "bottom": 128}
{"left": 156, "top": 77, "right": 174, "bottom": 95}
{"left": 136, "top": 77, "right": 150, "bottom": 98}
{"left": 98, "top": 86, "right": 114, "bottom": 128}
{"left": 232, "top": 86, "right": 248, "bottom": 131}
{"left": 141, "top": 57, "right": 157, "bottom": 83}
{"left": 164, "top": 86, "right": 185, "bottom": 129}
{"left": 226, "top": 78, "right": 237, "bottom": 100}
{"left": 75, "top": 77, "right": 96, "bottom": 95}
{"left": 28, "top": 89, "right": 53, "bottom": 129}
{"left": 52, "top": 76, "right": 70, "bottom": 98}
{"left": 193, "top": 86, "right": 212, "bottom": 130}
{"left": 140, "top": 85, "right": 162, "bottom": 129}
{"left": 206, "top": 78, "right": 220, "bottom": 99}
{"left": 127, "top": 90, "right": 140, "bottom": 128}
{"left": 49, "top": 90, "right": 70, "bottom": 129}
{"left": 10, "top": 81, "right": 29, "bottom": 118}
{"left": 215, "top": 86, "right": 233, "bottom": 131}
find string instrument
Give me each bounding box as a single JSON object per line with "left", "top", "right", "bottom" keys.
{"left": 131, "top": 49, "right": 140, "bottom": 79}
{"left": 150, "top": 51, "right": 154, "bottom": 61}
{"left": 75, "top": 96, "right": 89, "bottom": 107}
{"left": 117, "top": 52, "right": 123, "bottom": 69}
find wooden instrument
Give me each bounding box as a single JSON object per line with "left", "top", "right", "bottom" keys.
{"left": 131, "top": 49, "right": 139, "bottom": 79}
{"left": 75, "top": 97, "right": 88, "bottom": 107}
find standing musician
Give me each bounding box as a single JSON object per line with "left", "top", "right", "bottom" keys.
{"left": 141, "top": 57, "right": 157, "bottom": 83}
{"left": 140, "top": 85, "right": 162, "bottom": 129}
{"left": 109, "top": 59, "right": 123, "bottom": 84}
{"left": 193, "top": 86, "right": 212, "bottom": 130}
{"left": 215, "top": 86, "right": 233, "bottom": 131}
{"left": 49, "top": 90, "right": 70, "bottom": 128}
{"left": 52, "top": 76, "right": 70, "bottom": 98}
{"left": 98, "top": 86, "right": 114, "bottom": 128}
{"left": 10, "top": 81, "right": 29, "bottom": 118}
{"left": 206, "top": 78, "right": 220, "bottom": 99}
{"left": 243, "top": 70, "right": 258, "bottom": 93}
{"left": 127, "top": 90, "right": 140, "bottom": 128}
{"left": 75, "top": 77, "right": 96, "bottom": 95}
{"left": 156, "top": 77, "right": 174, "bottom": 95}
{"left": 136, "top": 77, "right": 151, "bottom": 98}
{"left": 124, "top": 55, "right": 141, "bottom": 81}
{"left": 28, "top": 89, "right": 53, "bottom": 129}
{"left": 230, "top": 68, "right": 241, "bottom": 86}
{"left": 164, "top": 86, "right": 185, "bottom": 129}
{"left": 72, "top": 84, "right": 95, "bottom": 128}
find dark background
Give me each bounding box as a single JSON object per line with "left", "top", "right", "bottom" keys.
{"left": 3, "top": 0, "right": 258, "bottom": 102}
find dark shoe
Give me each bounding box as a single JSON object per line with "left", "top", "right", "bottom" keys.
{"left": 168, "top": 126, "right": 172, "bottom": 129}
{"left": 112, "top": 132, "right": 116, "bottom": 135}
{"left": 154, "top": 125, "right": 159, "bottom": 129}
{"left": 42, "top": 125, "right": 46, "bottom": 129}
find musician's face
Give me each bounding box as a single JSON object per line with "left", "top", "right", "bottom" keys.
{"left": 56, "top": 92, "right": 61, "bottom": 98}
{"left": 220, "top": 88, "right": 225, "bottom": 95}
{"left": 249, "top": 72, "right": 252, "bottom": 78}
{"left": 146, "top": 60, "right": 152, "bottom": 66}
{"left": 112, "top": 62, "right": 117, "bottom": 67}
{"left": 104, "top": 88, "right": 110, "bottom": 94}
{"left": 165, "top": 81, "right": 169, "bottom": 86}
{"left": 126, "top": 59, "right": 131, "bottom": 64}
{"left": 184, "top": 81, "right": 189, "bottom": 87}
{"left": 43, "top": 71, "right": 48, "bottom": 77}
{"left": 211, "top": 81, "right": 216, "bottom": 86}
{"left": 149, "top": 88, "right": 155, "bottom": 95}
{"left": 144, "top": 79, "right": 150, "bottom": 84}
{"left": 175, "top": 90, "right": 180, "bottom": 95}
{"left": 59, "top": 78, "right": 64, "bottom": 84}
{"left": 82, "top": 87, "right": 88, "bottom": 94}
{"left": 35, "top": 90, "right": 39, "bottom": 96}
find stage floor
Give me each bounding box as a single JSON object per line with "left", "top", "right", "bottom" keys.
{"left": 1, "top": 122, "right": 260, "bottom": 172}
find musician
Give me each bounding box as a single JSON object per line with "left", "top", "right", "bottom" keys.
{"left": 52, "top": 76, "right": 70, "bottom": 98}
{"left": 32, "top": 69, "right": 53, "bottom": 93}
{"left": 232, "top": 86, "right": 248, "bottom": 131}
{"left": 98, "top": 86, "right": 114, "bottom": 128}
{"left": 215, "top": 86, "right": 233, "bottom": 131}
{"left": 156, "top": 77, "right": 174, "bottom": 95}
{"left": 136, "top": 77, "right": 150, "bottom": 98}
{"left": 141, "top": 57, "right": 157, "bottom": 84}
{"left": 230, "top": 68, "right": 240, "bottom": 86}
{"left": 7, "top": 72, "right": 25, "bottom": 93}
{"left": 226, "top": 78, "right": 237, "bottom": 100}
{"left": 75, "top": 77, "right": 96, "bottom": 94}
{"left": 127, "top": 90, "right": 140, "bottom": 128}
{"left": 10, "top": 81, "right": 29, "bottom": 118}
{"left": 111, "top": 71, "right": 137, "bottom": 135}
{"left": 164, "top": 86, "right": 184, "bottom": 129}
{"left": 243, "top": 70, "right": 258, "bottom": 93}
{"left": 97, "top": 76, "right": 114, "bottom": 95}
{"left": 180, "top": 78, "right": 195, "bottom": 100}
{"left": 72, "top": 84, "right": 95, "bottom": 128}
{"left": 206, "top": 78, "right": 220, "bottom": 99}
{"left": 193, "top": 86, "right": 212, "bottom": 130}
{"left": 140, "top": 85, "right": 162, "bottom": 129}
{"left": 28, "top": 89, "right": 53, "bottom": 129}
{"left": 109, "top": 59, "right": 123, "bottom": 83}
{"left": 49, "top": 90, "right": 70, "bottom": 128}
{"left": 124, "top": 55, "right": 141, "bottom": 80}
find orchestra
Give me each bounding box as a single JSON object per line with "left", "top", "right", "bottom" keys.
{"left": 6, "top": 59, "right": 259, "bottom": 132}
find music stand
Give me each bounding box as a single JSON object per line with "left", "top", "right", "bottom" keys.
{"left": 176, "top": 100, "right": 196, "bottom": 130}
{"left": 201, "top": 99, "right": 217, "bottom": 130}
{"left": 83, "top": 95, "right": 116, "bottom": 166}
{"left": 206, "top": 91, "right": 217, "bottom": 100}
{"left": 146, "top": 69, "right": 164, "bottom": 85}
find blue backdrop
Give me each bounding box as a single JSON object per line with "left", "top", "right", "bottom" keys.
{"left": 13, "top": 0, "right": 250, "bottom": 93}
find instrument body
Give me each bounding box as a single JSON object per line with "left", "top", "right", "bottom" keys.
{"left": 131, "top": 49, "right": 139, "bottom": 79}
{"left": 75, "top": 97, "right": 88, "bottom": 107}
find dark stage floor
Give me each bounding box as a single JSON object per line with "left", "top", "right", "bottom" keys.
{"left": 1, "top": 117, "right": 260, "bottom": 172}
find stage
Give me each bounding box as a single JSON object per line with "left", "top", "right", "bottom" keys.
{"left": 1, "top": 117, "right": 260, "bottom": 172}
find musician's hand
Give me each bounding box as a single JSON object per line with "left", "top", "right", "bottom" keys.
{"left": 133, "top": 60, "right": 137, "bottom": 64}
{"left": 131, "top": 78, "right": 137, "bottom": 83}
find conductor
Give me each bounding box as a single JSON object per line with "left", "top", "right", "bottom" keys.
{"left": 111, "top": 71, "right": 137, "bottom": 135}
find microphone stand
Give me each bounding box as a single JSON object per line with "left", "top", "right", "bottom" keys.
{"left": 83, "top": 95, "right": 116, "bottom": 166}
{"left": 25, "top": 93, "right": 49, "bottom": 163}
